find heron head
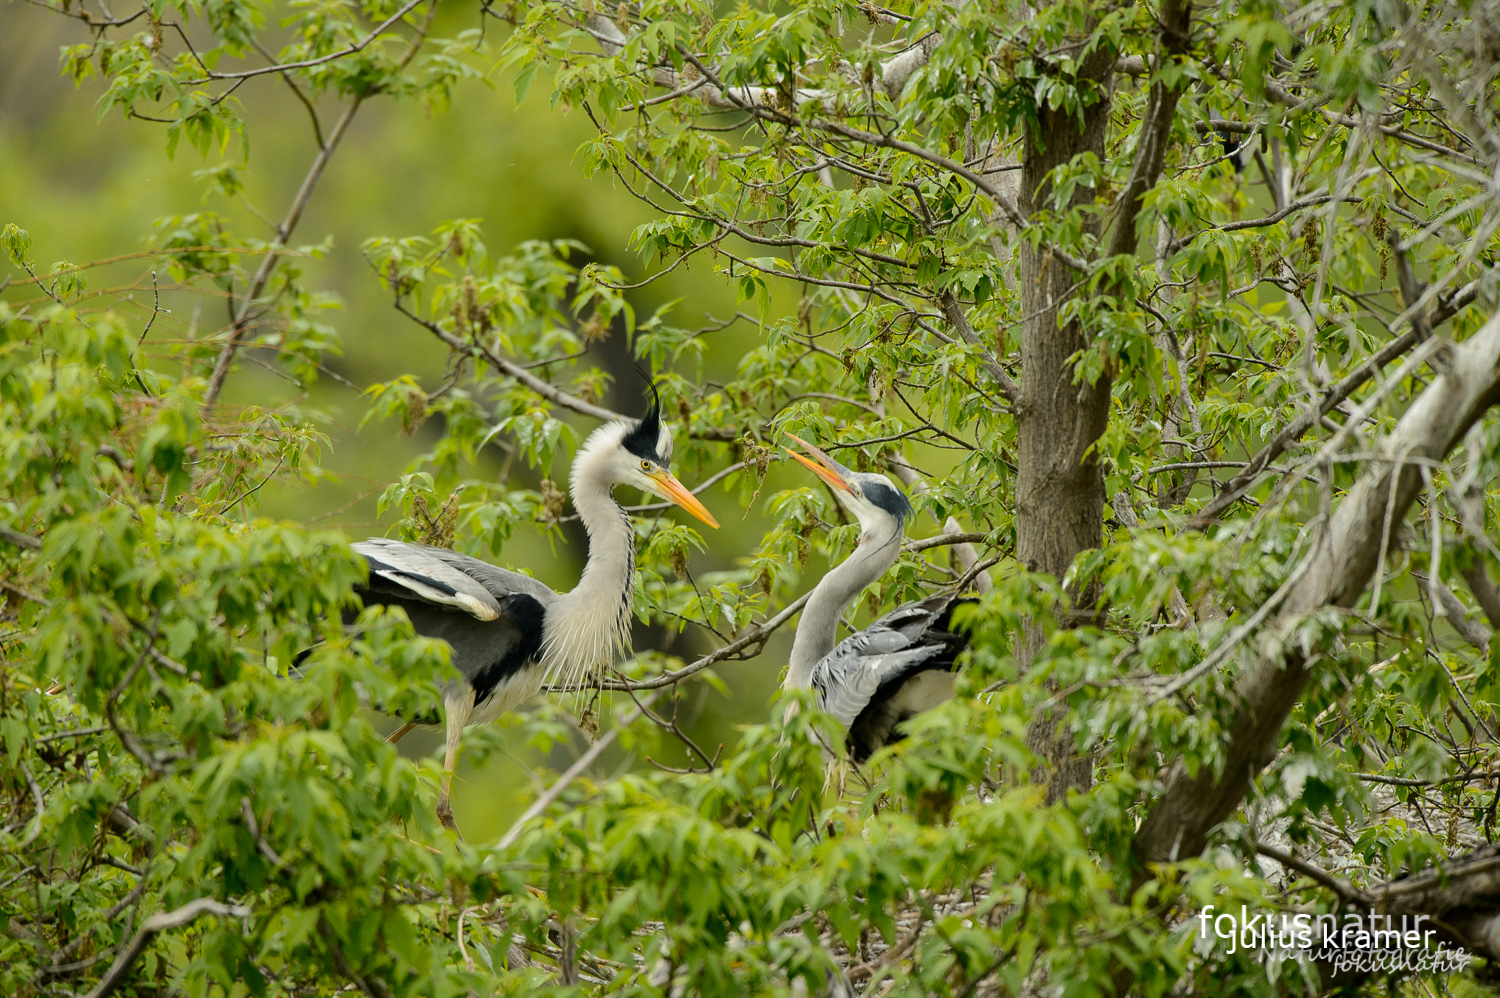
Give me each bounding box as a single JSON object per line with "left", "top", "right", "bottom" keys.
{"left": 612, "top": 382, "right": 719, "bottom": 528}
{"left": 783, "top": 433, "right": 911, "bottom": 534}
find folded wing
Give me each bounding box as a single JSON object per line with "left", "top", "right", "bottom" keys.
{"left": 350, "top": 538, "right": 561, "bottom": 712}
{"left": 808, "top": 594, "right": 974, "bottom": 759}
{"left": 353, "top": 537, "right": 555, "bottom": 619}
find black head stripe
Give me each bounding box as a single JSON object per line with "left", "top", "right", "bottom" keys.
{"left": 621, "top": 379, "right": 664, "bottom": 462}
{"left": 866, "top": 481, "right": 912, "bottom": 523}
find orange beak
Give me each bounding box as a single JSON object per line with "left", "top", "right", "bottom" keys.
{"left": 646, "top": 470, "right": 720, "bottom": 528}
{"left": 783, "top": 433, "right": 854, "bottom": 494}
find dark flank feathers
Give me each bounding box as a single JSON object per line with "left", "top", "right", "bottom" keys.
{"left": 469, "top": 593, "right": 546, "bottom": 704}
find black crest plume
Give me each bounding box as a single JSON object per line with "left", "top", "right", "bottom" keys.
{"left": 621, "top": 372, "right": 663, "bottom": 462}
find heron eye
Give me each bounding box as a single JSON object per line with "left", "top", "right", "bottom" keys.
{"left": 640, "top": 460, "right": 651, "bottom": 470}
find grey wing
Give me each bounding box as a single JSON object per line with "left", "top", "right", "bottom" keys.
{"left": 410, "top": 542, "right": 556, "bottom": 603}
{"left": 811, "top": 627, "right": 946, "bottom": 728}
{"left": 352, "top": 538, "right": 555, "bottom": 621}
{"left": 809, "top": 594, "right": 968, "bottom": 727}
{"left": 863, "top": 594, "right": 956, "bottom": 640}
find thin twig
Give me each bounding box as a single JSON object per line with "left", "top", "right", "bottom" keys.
{"left": 218, "top": 453, "right": 287, "bottom": 516}
{"left": 17, "top": 763, "right": 44, "bottom": 848}
{"left": 184, "top": 0, "right": 427, "bottom": 82}
{"left": 240, "top": 797, "right": 285, "bottom": 869}
{"left": 601, "top": 590, "right": 813, "bottom": 691}
{"left": 84, "top": 899, "right": 251, "bottom": 998}
{"left": 496, "top": 693, "right": 657, "bottom": 851}
{"left": 105, "top": 639, "right": 166, "bottom": 776}
{"left": 204, "top": 98, "right": 365, "bottom": 407}
{"left": 34, "top": 725, "right": 110, "bottom": 743}
{"left": 1252, "top": 838, "right": 1369, "bottom": 905}
{"left": 1147, "top": 546, "right": 1316, "bottom": 704}
{"left": 320, "top": 916, "right": 392, "bottom": 998}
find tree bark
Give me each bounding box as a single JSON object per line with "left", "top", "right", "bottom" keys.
{"left": 1016, "top": 96, "right": 1113, "bottom": 584}
{"left": 1016, "top": 53, "right": 1116, "bottom": 802}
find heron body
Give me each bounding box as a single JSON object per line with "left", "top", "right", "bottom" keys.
{"left": 810, "top": 593, "right": 973, "bottom": 760}
{"left": 350, "top": 395, "right": 718, "bottom": 831}
{"left": 782, "top": 435, "right": 974, "bottom": 761}
{"left": 351, "top": 538, "right": 556, "bottom": 728}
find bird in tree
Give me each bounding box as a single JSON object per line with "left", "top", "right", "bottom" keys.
{"left": 782, "top": 434, "right": 973, "bottom": 761}
{"left": 351, "top": 388, "right": 719, "bottom": 832}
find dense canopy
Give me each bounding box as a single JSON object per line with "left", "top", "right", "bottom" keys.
{"left": 5, "top": 0, "right": 1500, "bottom": 995}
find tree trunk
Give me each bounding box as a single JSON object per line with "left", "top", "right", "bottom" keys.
{"left": 1016, "top": 71, "right": 1114, "bottom": 802}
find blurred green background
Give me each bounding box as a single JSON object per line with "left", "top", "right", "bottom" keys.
{"left": 0, "top": 2, "right": 820, "bottom": 839}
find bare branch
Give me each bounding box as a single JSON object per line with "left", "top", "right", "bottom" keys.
{"left": 496, "top": 693, "right": 657, "bottom": 851}
{"left": 391, "top": 299, "right": 624, "bottom": 423}
{"left": 204, "top": 98, "right": 364, "bottom": 408}
{"left": 814, "top": 119, "right": 1085, "bottom": 269}
{"left": 604, "top": 590, "right": 813, "bottom": 691}
{"left": 1455, "top": 484, "right": 1500, "bottom": 631}
{"left": 888, "top": 455, "right": 993, "bottom": 593}
{"left": 937, "top": 291, "right": 1018, "bottom": 404}
{"left": 0, "top": 526, "right": 41, "bottom": 550}
{"left": 105, "top": 640, "right": 167, "bottom": 776}
{"left": 906, "top": 531, "right": 988, "bottom": 553}
{"left": 240, "top": 797, "right": 286, "bottom": 869}
{"left": 1460, "top": 560, "right": 1500, "bottom": 634}
{"left": 185, "top": 0, "right": 427, "bottom": 82}
{"left": 1189, "top": 257, "right": 1485, "bottom": 529}
{"left": 84, "top": 899, "right": 250, "bottom": 998}
{"left": 319, "top": 916, "right": 391, "bottom": 998}
{"left": 1134, "top": 307, "right": 1500, "bottom": 892}
{"left": 16, "top": 763, "right": 44, "bottom": 848}
{"left": 1422, "top": 574, "right": 1492, "bottom": 650}
{"left": 1105, "top": 0, "right": 1191, "bottom": 261}
{"left": 1166, "top": 195, "right": 1364, "bottom": 255}
{"left": 1253, "top": 838, "right": 1369, "bottom": 905}
{"left": 586, "top": 16, "right": 935, "bottom": 106}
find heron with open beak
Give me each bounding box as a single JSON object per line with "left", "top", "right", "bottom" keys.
{"left": 782, "top": 434, "right": 972, "bottom": 760}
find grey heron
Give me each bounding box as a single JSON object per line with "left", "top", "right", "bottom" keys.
{"left": 782, "top": 434, "right": 972, "bottom": 761}
{"left": 351, "top": 391, "right": 719, "bottom": 831}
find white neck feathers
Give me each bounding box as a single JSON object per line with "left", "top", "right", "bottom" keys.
{"left": 541, "top": 424, "right": 636, "bottom": 690}
{"left": 785, "top": 520, "right": 903, "bottom": 689}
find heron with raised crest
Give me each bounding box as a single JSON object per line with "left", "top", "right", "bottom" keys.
{"left": 351, "top": 388, "right": 719, "bottom": 831}
{"left": 782, "top": 434, "right": 973, "bottom": 761}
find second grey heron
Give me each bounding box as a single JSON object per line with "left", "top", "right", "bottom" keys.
{"left": 782, "top": 434, "right": 972, "bottom": 760}
{"left": 351, "top": 391, "right": 719, "bottom": 831}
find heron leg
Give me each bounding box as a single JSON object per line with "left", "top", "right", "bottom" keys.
{"left": 386, "top": 720, "right": 417, "bottom": 744}
{"left": 436, "top": 688, "right": 473, "bottom": 837}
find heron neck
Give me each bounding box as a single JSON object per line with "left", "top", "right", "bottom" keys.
{"left": 544, "top": 447, "right": 635, "bottom": 684}
{"left": 785, "top": 520, "right": 903, "bottom": 688}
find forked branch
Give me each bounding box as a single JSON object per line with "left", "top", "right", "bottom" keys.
{"left": 1126, "top": 307, "right": 1500, "bottom": 989}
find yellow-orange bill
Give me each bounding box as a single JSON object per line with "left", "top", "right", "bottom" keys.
{"left": 784, "top": 448, "right": 853, "bottom": 493}
{"left": 648, "top": 471, "right": 720, "bottom": 528}
{"left": 783, "top": 433, "right": 853, "bottom": 493}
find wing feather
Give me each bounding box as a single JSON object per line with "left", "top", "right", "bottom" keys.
{"left": 409, "top": 542, "right": 557, "bottom": 603}
{"left": 816, "top": 639, "right": 945, "bottom": 727}
{"left": 807, "top": 594, "right": 973, "bottom": 727}
{"left": 352, "top": 538, "right": 556, "bottom": 621}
